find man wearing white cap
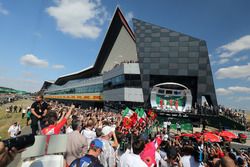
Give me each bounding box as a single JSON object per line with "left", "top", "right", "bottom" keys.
{"left": 99, "top": 126, "right": 116, "bottom": 167}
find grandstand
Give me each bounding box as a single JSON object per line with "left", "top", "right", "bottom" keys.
{"left": 0, "top": 86, "right": 29, "bottom": 95}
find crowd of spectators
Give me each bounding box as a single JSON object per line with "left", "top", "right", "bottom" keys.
{"left": 108, "top": 60, "right": 139, "bottom": 72}
{"left": 0, "top": 94, "right": 16, "bottom": 106}
{"left": 1, "top": 95, "right": 249, "bottom": 167}
{"left": 218, "top": 105, "right": 247, "bottom": 126}
{"left": 191, "top": 102, "right": 247, "bottom": 127}
{"left": 21, "top": 96, "right": 250, "bottom": 166}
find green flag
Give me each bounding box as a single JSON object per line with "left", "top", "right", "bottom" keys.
{"left": 135, "top": 108, "right": 140, "bottom": 116}
{"left": 122, "top": 107, "right": 134, "bottom": 117}
{"left": 139, "top": 108, "right": 146, "bottom": 118}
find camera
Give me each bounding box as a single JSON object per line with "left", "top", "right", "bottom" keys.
{"left": 3, "top": 134, "right": 35, "bottom": 150}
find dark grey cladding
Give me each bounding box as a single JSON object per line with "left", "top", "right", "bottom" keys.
{"left": 133, "top": 18, "right": 217, "bottom": 107}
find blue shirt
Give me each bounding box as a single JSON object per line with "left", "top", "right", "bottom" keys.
{"left": 70, "top": 154, "right": 103, "bottom": 167}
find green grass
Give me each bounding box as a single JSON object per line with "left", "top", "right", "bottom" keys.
{"left": 0, "top": 99, "right": 33, "bottom": 140}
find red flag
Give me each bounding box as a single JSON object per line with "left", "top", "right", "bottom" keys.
{"left": 148, "top": 109, "right": 157, "bottom": 120}
{"left": 130, "top": 113, "right": 138, "bottom": 125}
{"left": 122, "top": 117, "right": 133, "bottom": 129}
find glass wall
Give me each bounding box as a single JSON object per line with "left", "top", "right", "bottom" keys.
{"left": 103, "top": 74, "right": 141, "bottom": 90}
{"left": 45, "top": 84, "right": 103, "bottom": 95}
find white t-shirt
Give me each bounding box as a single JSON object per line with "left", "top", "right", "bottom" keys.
{"left": 155, "top": 151, "right": 161, "bottom": 167}
{"left": 22, "top": 109, "right": 26, "bottom": 114}
{"left": 81, "top": 128, "right": 96, "bottom": 147}
{"left": 8, "top": 125, "right": 21, "bottom": 138}
{"left": 181, "top": 155, "right": 203, "bottom": 167}
{"left": 66, "top": 126, "right": 73, "bottom": 134}
{"left": 120, "top": 153, "right": 147, "bottom": 167}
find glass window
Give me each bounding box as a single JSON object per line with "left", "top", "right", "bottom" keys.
{"left": 158, "top": 89, "right": 165, "bottom": 94}
{"left": 165, "top": 90, "right": 173, "bottom": 94}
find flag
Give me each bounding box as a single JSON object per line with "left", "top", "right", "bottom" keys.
{"left": 140, "top": 141, "right": 157, "bottom": 167}
{"left": 122, "top": 117, "right": 133, "bottom": 129}
{"left": 122, "top": 107, "right": 134, "bottom": 117}
{"left": 148, "top": 109, "right": 157, "bottom": 120}
{"left": 130, "top": 112, "right": 138, "bottom": 125}
{"left": 135, "top": 108, "right": 147, "bottom": 123}
{"left": 135, "top": 108, "right": 146, "bottom": 118}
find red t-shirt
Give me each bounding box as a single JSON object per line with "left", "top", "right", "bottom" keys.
{"left": 42, "top": 118, "right": 67, "bottom": 135}
{"left": 217, "top": 150, "right": 225, "bottom": 158}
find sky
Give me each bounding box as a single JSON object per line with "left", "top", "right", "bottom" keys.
{"left": 0, "top": 0, "right": 250, "bottom": 110}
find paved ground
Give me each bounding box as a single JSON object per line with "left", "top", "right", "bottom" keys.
{"left": 7, "top": 126, "right": 31, "bottom": 167}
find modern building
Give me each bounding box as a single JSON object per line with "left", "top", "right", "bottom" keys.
{"left": 41, "top": 7, "right": 217, "bottom": 111}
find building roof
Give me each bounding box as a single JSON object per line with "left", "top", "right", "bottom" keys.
{"left": 40, "top": 80, "right": 55, "bottom": 91}
{"left": 54, "top": 7, "right": 134, "bottom": 85}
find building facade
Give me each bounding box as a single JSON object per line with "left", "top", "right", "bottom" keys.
{"left": 41, "top": 8, "right": 217, "bottom": 110}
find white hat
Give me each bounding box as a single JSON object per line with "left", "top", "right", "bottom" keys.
{"left": 163, "top": 134, "right": 169, "bottom": 141}
{"left": 102, "top": 126, "right": 115, "bottom": 136}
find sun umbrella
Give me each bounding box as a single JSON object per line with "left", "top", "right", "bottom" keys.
{"left": 203, "top": 133, "right": 221, "bottom": 143}
{"left": 219, "top": 131, "right": 238, "bottom": 139}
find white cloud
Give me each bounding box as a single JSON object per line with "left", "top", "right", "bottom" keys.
{"left": 20, "top": 54, "right": 49, "bottom": 68}
{"left": 125, "top": 11, "right": 134, "bottom": 23}
{"left": 52, "top": 64, "right": 65, "bottom": 69}
{"left": 216, "top": 35, "right": 250, "bottom": 58}
{"left": 218, "top": 58, "right": 230, "bottom": 64}
{"left": 216, "top": 88, "right": 232, "bottom": 95}
{"left": 215, "top": 63, "right": 250, "bottom": 79}
{"left": 228, "top": 86, "right": 250, "bottom": 93}
{"left": 216, "top": 86, "right": 250, "bottom": 96}
{"left": 233, "top": 55, "right": 248, "bottom": 62}
{"left": 0, "top": 76, "right": 41, "bottom": 92}
{"left": 0, "top": 3, "right": 9, "bottom": 15}
{"left": 46, "top": 0, "right": 108, "bottom": 39}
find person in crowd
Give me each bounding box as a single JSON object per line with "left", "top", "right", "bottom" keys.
{"left": 166, "top": 120, "right": 171, "bottom": 134}
{"left": 180, "top": 145, "right": 201, "bottom": 167}
{"left": 66, "top": 122, "right": 73, "bottom": 134}
{"left": 30, "top": 95, "right": 48, "bottom": 135}
{"left": 7, "top": 122, "right": 21, "bottom": 138}
{"left": 120, "top": 139, "right": 147, "bottom": 167}
{"left": 13, "top": 105, "right": 17, "bottom": 113}
{"left": 65, "top": 120, "right": 88, "bottom": 165}
{"left": 176, "top": 122, "right": 181, "bottom": 134}
{"left": 26, "top": 107, "right": 31, "bottom": 126}
{"left": 161, "top": 146, "right": 182, "bottom": 167}
{"left": 21, "top": 107, "right": 26, "bottom": 119}
{"left": 19, "top": 105, "right": 22, "bottom": 113}
{"left": 41, "top": 104, "right": 74, "bottom": 135}
{"left": 99, "top": 126, "right": 116, "bottom": 167}
{"left": 0, "top": 142, "right": 18, "bottom": 167}
{"left": 81, "top": 119, "right": 96, "bottom": 147}
{"left": 69, "top": 139, "right": 104, "bottom": 167}
{"left": 5, "top": 107, "right": 10, "bottom": 113}
{"left": 9, "top": 105, "right": 13, "bottom": 112}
